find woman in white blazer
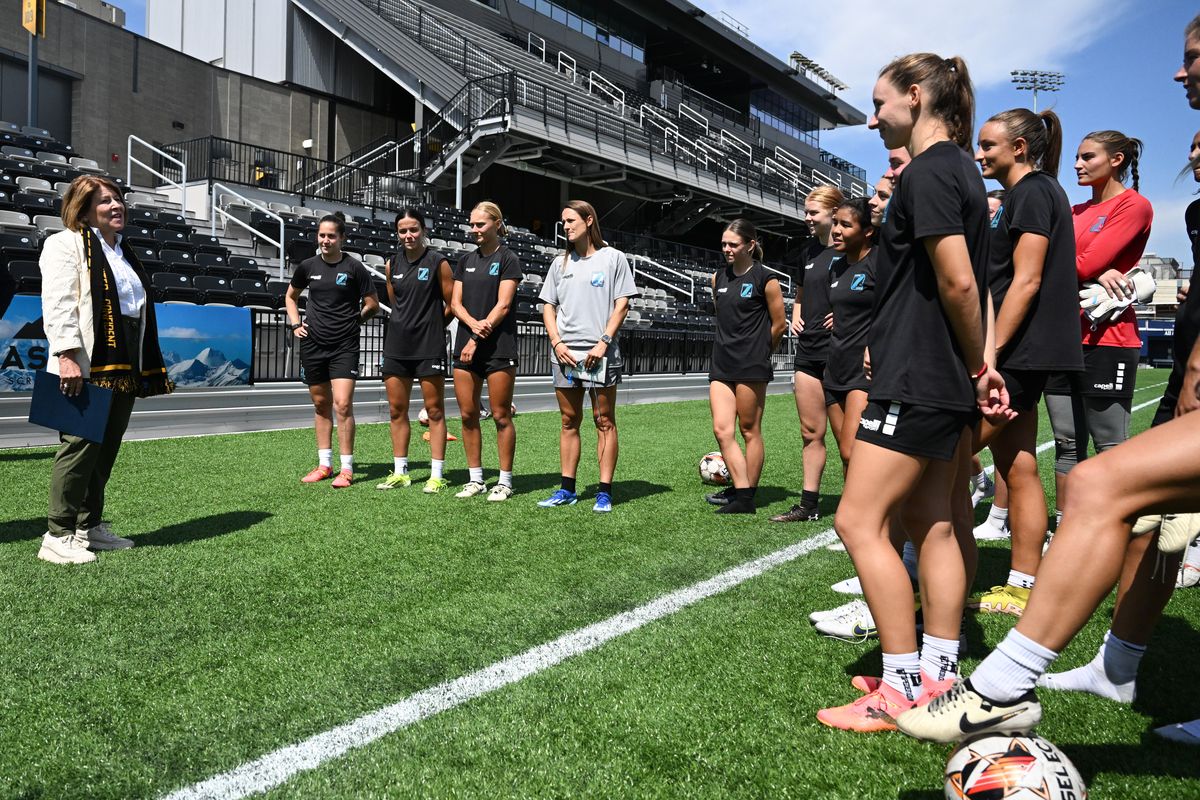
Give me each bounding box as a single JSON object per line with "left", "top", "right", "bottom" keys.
{"left": 38, "top": 175, "right": 173, "bottom": 565}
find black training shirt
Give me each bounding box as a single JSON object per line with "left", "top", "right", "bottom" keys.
{"left": 290, "top": 253, "right": 376, "bottom": 348}
{"left": 385, "top": 247, "right": 449, "bottom": 360}
{"left": 826, "top": 250, "right": 877, "bottom": 392}
{"left": 869, "top": 141, "right": 990, "bottom": 412}
{"left": 453, "top": 244, "right": 522, "bottom": 358}
{"left": 796, "top": 240, "right": 837, "bottom": 361}
{"left": 1175, "top": 198, "right": 1200, "bottom": 372}
{"left": 989, "top": 171, "right": 1083, "bottom": 372}
{"left": 711, "top": 261, "right": 777, "bottom": 380}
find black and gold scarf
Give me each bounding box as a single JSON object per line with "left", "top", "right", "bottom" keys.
{"left": 82, "top": 228, "right": 174, "bottom": 397}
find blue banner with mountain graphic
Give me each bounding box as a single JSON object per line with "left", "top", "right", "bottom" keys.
{"left": 0, "top": 297, "right": 251, "bottom": 391}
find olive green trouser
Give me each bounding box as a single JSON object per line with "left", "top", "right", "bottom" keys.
{"left": 47, "top": 317, "right": 140, "bottom": 537}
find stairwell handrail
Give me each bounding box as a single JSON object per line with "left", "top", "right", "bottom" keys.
{"left": 761, "top": 263, "right": 793, "bottom": 296}
{"left": 677, "top": 103, "right": 709, "bottom": 134}
{"left": 305, "top": 139, "right": 401, "bottom": 196}
{"left": 718, "top": 129, "right": 753, "bottom": 161}
{"left": 526, "top": 31, "right": 546, "bottom": 62}
{"left": 127, "top": 135, "right": 187, "bottom": 199}
{"left": 630, "top": 254, "right": 696, "bottom": 303}
{"left": 210, "top": 182, "right": 286, "bottom": 280}
{"left": 587, "top": 70, "right": 626, "bottom": 115}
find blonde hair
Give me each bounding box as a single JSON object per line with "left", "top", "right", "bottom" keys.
{"left": 806, "top": 186, "right": 844, "bottom": 211}
{"left": 61, "top": 175, "right": 124, "bottom": 232}
{"left": 472, "top": 200, "right": 508, "bottom": 236}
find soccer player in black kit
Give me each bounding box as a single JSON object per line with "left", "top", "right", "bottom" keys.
{"left": 706, "top": 219, "right": 787, "bottom": 515}
{"left": 286, "top": 213, "right": 379, "bottom": 488}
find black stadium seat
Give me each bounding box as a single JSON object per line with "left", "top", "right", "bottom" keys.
{"left": 193, "top": 275, "right": 238, "bottom": 305}
{"left": 8, "top": 260, "right": 40, "bottom": 293}
{"left": 0, "top": 232, "right": 39, "bottom": 265}
{"left": 152, "top": 228, "right": 193, "bottom": 251}
{"left": 151, "top": 272, "right": 200, "bottom": 303}
{"left": 231, "top": 278, "right": 274, "bottom": 308}
{"left": 160, "top": 249, "right": 197, "bottom": 271}
{"left": 266, "top": 280, "right": 296, "bottom": 309}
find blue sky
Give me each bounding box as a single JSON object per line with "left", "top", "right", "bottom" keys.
{"left": 120, "top": 0, "right": 145, "bottom": 36}
{"left": 704, "top": 0, "right": 1200, "bottom": 269}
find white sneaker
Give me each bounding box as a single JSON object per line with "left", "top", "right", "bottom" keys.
{"left": 814, "top": 603, "right": 877, "bottom": 641}
{"left": 487, "top": 483, "right": 514, "bottom": 502}
{"left": 455, "top": 481, "right": 488, "bottom": 498}
{"left": 1178, "top": 540, "right": 1200, "bottom": 588}
{"left": 831, "top": 575, "right": 862, "bottom": 595}
{"left": 973, "top": 519, "right": 1009, "bottom": 541}
{"left": 37, "top": 532, "right": 97, "bottom": 565}
{"left": 81, "top": 523, "right": 133, "bottom": 551}
{"left": 970, "top": 473, "right": 995, "bottom": 507}
{"left": 809, "top": 598, "right": 867, "bottom": 625}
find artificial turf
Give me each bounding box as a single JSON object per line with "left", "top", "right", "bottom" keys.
{"left": 0, "top": 368, "right": 1196, "bottom": 799}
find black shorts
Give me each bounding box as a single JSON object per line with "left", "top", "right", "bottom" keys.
{"left": 826, "top": 386, "right": 867, "bottom": 407}
{"left": 382, "top": 356, "right": 447, "bottom": 379}
{"left": 1044, "top": 346, "right": 1137, "bottom": 399}
{"left": 708, "top": 367, "right": 773, "bottom": 384}
{"left": 793, "top": 359, "right": 825, "bottom": 380}
{"left": 856, "top": 399, "right": 976, "bottom": 461}
{"left": 998, "top": 367, "right": 1049, "bottom": 413}
{"left": 299, "top": 340, "right": 360, "bottom": 385}
{"left": 453, "top": 355, "right": 519, "bottom": 377}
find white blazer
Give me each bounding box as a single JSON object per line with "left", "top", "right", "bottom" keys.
{"left": 39, "top": 229, "right": 146, "bottom": 378}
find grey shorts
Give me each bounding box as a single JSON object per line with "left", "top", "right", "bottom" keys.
{"left": 552, "top": 343, "right": 623, "bottom": 389}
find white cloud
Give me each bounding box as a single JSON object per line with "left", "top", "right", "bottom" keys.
{"left": 701, "top": 0, "right": 1133, "bottom": 111}
{"left": 159, "top": 326, "right": 204, "bottom": 338}
{"left": 0, "top": 320, "right": 16, "bottom": 339}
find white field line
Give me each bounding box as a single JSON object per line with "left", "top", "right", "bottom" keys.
{"left": 163, "top": 528, "right": 840, "bottom": 800}
{"left": 165, "top": 387, "right": 1167, "bottom": 800}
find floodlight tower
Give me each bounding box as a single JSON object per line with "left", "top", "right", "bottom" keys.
{"left": 1010, "top": 70, "right": 1065, "bottom": 113}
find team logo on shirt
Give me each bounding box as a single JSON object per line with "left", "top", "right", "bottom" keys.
{"left": 488, "top": 262, "right": 500, "bottom": 276}
{"left": 1090, "top": 216, "right": 1107, "bottom": 233}
{"left": 850, "top": 274, "right": 867, "bottom": 291}
{"left": 990, "top": 205, "right": 1004, "bottom": 228}
{"left": 740, "top": 283, "right": 753, "bottom": 298}
{"left": 590, "top": 271, "right": 605, "bottom": 287}
{"left": 335, "top": 273, "right": 349, "bottom": 286}
{"left": 418, "top": 267, "right": 430, "bottom": 281}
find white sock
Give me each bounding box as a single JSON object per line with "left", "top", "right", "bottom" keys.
{"left": 431, "top": 459, "right": 445, "bottom": 480}
{"left": 318, "top": 449, "right": 332, "bottom": 468}
{"left": 882, "top": 651, "right": 922, "bottom": 701}
{"left": 988, "top": 506, "right": 1009, "bottom": 526}
{"left": 394, "top": 457, "right": 408, "bottom": 475}
{"left": 972, "top": 470, "right": 987, "bottom": 488}
{"left": 1055, "top": 510, "right": 1063, "bottom": 529}
{"left": 902, "top": 540, "right": 919, "bottom": 583}
{"left": 1036, "top": 630, "right": 1140, "bottom": 703}
{"left": 971, "top": 629, "right": 1059, "bottom": 702}
{"left": 340, "top": 454, "right": 353, "bottom": 472}
{"left": 1007, "top": 569, "right": 1035, "bottom": 590}
{"left": 469, "top": 467, "right": 484, "bottom": 484}
{"left": 920, "top": 634, "right": 960, "bottom": 683}
{"left": 498, "top": 469, "right": 513, "bottom": 488}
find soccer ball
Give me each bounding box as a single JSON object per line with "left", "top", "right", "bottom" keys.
{"left": 945, "top": 735, "right": 1087, "bottom": 800}
{"left": 417, "top": 408, "right": 430, "bottom": 427}
{"left": 699, "top": 452, "right": 730, "bottom": 486}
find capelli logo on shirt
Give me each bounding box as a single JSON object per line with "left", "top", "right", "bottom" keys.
{"left": 804, "top": 262, "right": 815, "bottom": 270}
{"left": 1090, "top": 216, "right": 1107, "bottom": 233}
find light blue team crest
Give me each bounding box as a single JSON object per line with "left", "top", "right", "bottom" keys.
{"left": 850, "top": 273, "right": 867, "bottom": 291}
{"left": 990, "top": 204, "right": 1004, "bottom": 228}
{"left": 417, "top": 267, "right": 430, "bottom": 281}
{"left": 1090, "top": 216, "right": 1107, "bottom": 233}
{"left": 488, "top": 262, "right": 500, "bottom": 276}
{"left": 740, "top": 282, "right": 753, "bottom": 298}
{"left": 590, "top": 271, "right": 605, "bottom": 287}
{"left": 335, "top": 273, "right": 349, "bottom": 286}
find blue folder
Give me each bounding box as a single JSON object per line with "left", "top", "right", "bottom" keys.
{"left": 28, "top": 370, "right": 112, "bottom": 443}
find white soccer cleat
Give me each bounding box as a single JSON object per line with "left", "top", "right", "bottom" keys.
{"left": 970, "top": 473, "right": 995, "bottom": 508}
{"left": 455, "top": 481, "right": 488, "bottom": 498}
{"left": 1159, "top": 513, "right": 1200, "bottom": 555}
{"left": 37, "top": 532, "right": 97, "bottom": 565}
{"left": 814, "top": 603, "right": 877, "bottom": 642}
{"left": 1178, "top": 538, "right": 1200, "bottom": 589}
{"left": 808, "top": 598, "right": 868, "bottom": 625}
{"left": 831, "top": 575, "right": 862, "bottom": 595}
{"left": 973, "top": 519, "right": 1009, "bottom": 542}
{"left": 895, "top": 679, "right": 1042, "bottom": 743}
{"left": 487, "top": 484, "right": 514, "bottom": 502}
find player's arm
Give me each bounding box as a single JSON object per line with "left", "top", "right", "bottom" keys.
{"left": 1178, "top": 335, "right": 1200, "bottom": 417}
{"left": 450, "top": 280, "right": 477, "bottom": 330}
{"left": 765, "top": 278, "right": 787, "bottom": 350}
{"left": 438, "top": 260, "right": 455, "bottom": 323}
{"left": 993, "top": 232, "right": 1048, "bottom": 355}
{"left": 480, "top": 279, "right": 517, "bottom": 337}
{"left": 285, "top": 284, "right": 307, "bottom": 338}
{"left": 790, "top": 284, "right": 805, "bottom": 335}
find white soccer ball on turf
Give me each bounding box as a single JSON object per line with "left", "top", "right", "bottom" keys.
{"left": 417, "top": 408, "right": 430, "bottom": 427}
{"left": 699, "top": 452, "right": 730, "bottom": 486}
{"left": 945, "top": 735, "right": 1087, "bottom": 800}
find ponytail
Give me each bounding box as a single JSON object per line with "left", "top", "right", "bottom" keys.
{"left": 1084, "top": 130, "right": 1143, "bottom": 192}
{"left": 986, "top": 107, "right": 1063, "bottom": 175}
{"left": 880, "top": 53, "right": 975, "bottom": 151}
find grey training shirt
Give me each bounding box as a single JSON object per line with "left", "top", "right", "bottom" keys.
{"left": 539, "top": 246, "right": 639, "bottom": 346}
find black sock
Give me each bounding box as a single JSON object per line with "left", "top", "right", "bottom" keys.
{"left": 562, "top": 476, "right": 577, "bottom": 493}
{"left": 748, "top": 486, "right": 758, "bottom": 498}
{"left": 801, "top": 489, "right": 819, "bottom": 507}
{"left": 599, "top": 482, "right": 612, "bottom": 495}
{"left": 736, "top": 488, "right": 754, "bottom": 503}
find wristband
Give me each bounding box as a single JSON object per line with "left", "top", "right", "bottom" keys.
{"left": 470, "top": 333, "right": 480, "bottom": 342}
{"left": 551, "top": 340, "right": 562, "bottom": 348}
{"left": 289, "top": 322, "right": 302, "bottom": 331}
{"left": 969, "top": 363, "right": 988, "bottom": 381}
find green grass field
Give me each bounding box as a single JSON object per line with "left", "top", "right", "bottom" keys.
{"left": 1, "top": 369, "right": 1197, "bottom": 799}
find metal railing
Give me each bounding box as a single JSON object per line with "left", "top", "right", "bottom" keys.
{"left": 211, "top": 182, "right": 286, "bottom": 279}
{"left": 127, "top": 135, "right": 186, "bottom": 198}
{"left": 167, "top": 136, "right": 433, "bottom": 212}
{"left": 588, "top": 70, "right": 626, "bottom": 115}
{"left": 630, "top": 254, "right": 696, "bottom": 303}
{"left": 299, "top": 137, "right": 417, "bottom": 197}
{"left": 417, "top": 73, "right": 513, "bottom": 180}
